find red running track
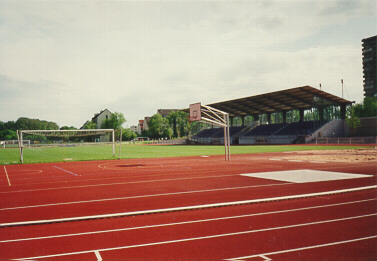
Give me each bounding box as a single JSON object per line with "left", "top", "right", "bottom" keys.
{"left": 0, "top": 152, "right": 376, "bottom": 260}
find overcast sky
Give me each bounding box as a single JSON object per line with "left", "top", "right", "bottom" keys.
{"left": 0, "top": 0, "right": 376, "bottom": 128}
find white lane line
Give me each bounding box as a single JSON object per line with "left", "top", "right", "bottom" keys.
{"left": 0, "top": 183, "right": 289, "bottom": 211}
{"left": 13, "top": 213, "right": 377, "bottom": 260}
{"left": 94, "top": 250, "right": 102, "bottom": 261}
{"left": 0, "top": 169, "right": 225, "bottom": 190}
{"left": 0, "top": 174, "right": 236, "bottom": 194}
{"left": 3, "top": 197, "right": 375, "bottom": 243}
{"left": 53, "top": 166, "right": 80, "bottom": 177}
{"left": 288, "top": 160, "right": 303, "bottom": 162}
{"left": 226, "top": 235, "right": 377, "bottom": 261}
{"left": 1, "top": 184, "right": 376, "bottom": 228}
{"left": 2, "top": 198, "right": 375, "bottom": 243}
{"left": 269, "top": 159, "right": 282, "bottom": 161}
{"left": 310, "top": 161, "right": 327, "bottom": 164}
{"left": 3, "top": 166, "right": 11, "bottom": 186}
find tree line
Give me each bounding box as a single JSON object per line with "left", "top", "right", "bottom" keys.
{"left": 345, "top": 97, "right": 377, "bottom": 133}
{"left": 142, "top": 111, "right": 193, "bottom": 140}
{"left": 2, "top": 97, "right": 374, "bottom": 141}
{"left": 81, "top": 111, "right": 194, "bottom": 141}
{"left": 0, "top": 110, "right": 193, "bottom": 142}
{"left": 0, "top": 117, "right": 59, "bottom": 140}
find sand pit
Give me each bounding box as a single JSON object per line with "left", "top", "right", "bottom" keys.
{"left": 282, "top": 148, "right": 377, "bottom": 163}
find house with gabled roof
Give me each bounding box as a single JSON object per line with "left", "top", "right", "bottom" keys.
{"left": 92, "top": 109, "right": 112, "bottom": 129}
{"left": 81, "top": 109, "right": 113, "bottom": 129}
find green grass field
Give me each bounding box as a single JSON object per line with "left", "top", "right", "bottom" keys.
{"left": 0, "top": 144, "right": 372, "bottom": 165}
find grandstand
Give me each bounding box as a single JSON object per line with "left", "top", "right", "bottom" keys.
{"left": 188, "top": 86, "right": 353, "bottom": 145}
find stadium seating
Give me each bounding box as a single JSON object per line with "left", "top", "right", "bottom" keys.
{"left": 192, "top": 128, "right": 223, "bottom": 138}
{"left": 191, "top": 121, "right": 330, "bottom": 145}
{"left": 243, "top": 123, "right": 286, "bottom": 136}
{"left": 276, "top": 121, "right": 327, "bottom": 135}
{"left": 212, "top": 126, "right": 245, "bottom": 137}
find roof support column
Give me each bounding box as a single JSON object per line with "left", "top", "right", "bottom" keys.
{"left": 299, "top": 109, "right": 305, "bottom": 122}
{"left": 252, "top": 114, "right": 260, "bottom": 125}
{"left": 340, "top": 105, "right": 347, "bottom": 119}
{"left": 267, "top": 113, "right": 272, "bottom": 124}
{"left": 319, "top": 107, "right": 324, "bottom": 122}
{"left": 282, "top": 111, "right": 287, "bottom": 124}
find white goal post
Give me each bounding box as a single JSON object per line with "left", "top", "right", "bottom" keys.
{"left": 17, "top": 129, "right": 115, "bottom": 164}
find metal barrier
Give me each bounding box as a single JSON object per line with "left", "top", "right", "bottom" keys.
{"left": 310, "top": 137, "right": 377, "bottom": 144}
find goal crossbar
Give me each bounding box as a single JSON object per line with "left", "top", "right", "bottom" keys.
{"left": 21, "top": 129, "right": 113, "bottom": 137}
{"left": 18, "top": 129, "right": 116, "bottom": 164}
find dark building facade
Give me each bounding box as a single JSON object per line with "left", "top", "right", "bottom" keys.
{"left": 362, "top": 35, "right": 377, "bottom": 98}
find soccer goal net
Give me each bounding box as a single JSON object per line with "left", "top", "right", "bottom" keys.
{"left": 18, "top": 129, "right": 115, "bottom": 164}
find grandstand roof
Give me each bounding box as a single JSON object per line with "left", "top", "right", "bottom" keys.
{"left": 195, "top": 86, "right": 352, "bottom": 118}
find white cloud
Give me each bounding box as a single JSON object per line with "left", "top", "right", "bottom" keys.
{"left": 0, "top": 1, "right": 375, "bottom": 127}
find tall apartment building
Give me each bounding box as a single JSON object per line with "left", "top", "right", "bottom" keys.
{"left": 362, "top": 35, "right": 377, "bottom": 98}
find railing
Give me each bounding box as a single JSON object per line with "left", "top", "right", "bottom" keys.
{"left": 309, "top": 137, "right": 377, "bottom": 144}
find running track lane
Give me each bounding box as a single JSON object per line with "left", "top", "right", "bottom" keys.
{"left": 1, "top": 190, "right": 376, "bottom": 260}
{"left": 2, "top": 154, "right": 375, "bottom": 191}
{"left": 0, "top": 155, "right": 376, "bottom": 224}
{"left": 1, "top": 153, "right": 376, "bottom": 259}
{"left": 1, "top": 178, "right": 375, "bottom": 224}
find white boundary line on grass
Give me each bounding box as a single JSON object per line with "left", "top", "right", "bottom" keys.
{"left": 1, "top": 185, "right": 376, "bottom": 227}
{"left": 13, "top": 213, "right": 377, "bottom": 260}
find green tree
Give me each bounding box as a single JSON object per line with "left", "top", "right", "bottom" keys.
{"left": 167, "top": 111, "right": 189, "bottom": 138}
{"left": 353, "top": 97, "right": 377, "bottom": 118}
{"left": 122, "top": 128, "right": 137, "bottom": 141}
{"left": 147, "top": 114, "right": 171, "bottom": 139}
{"left": 101, "top": 112, "right": 126, "bottom": 130}
{"left": 165, "top": 126, "right": 173, "bottom": 139}
{"left": 15, "top": 117, "right": 59, "bottom": 130}
{"left": 60, "top": 126, "right": 76, "bottom": 130}
{"left": 0, "top": 121, "right": 16, "bottom": 140}
{"left": 101, "top": 112, "right": 126, "bottom": 141}
{"left": 2, "top": 129, "right": 17, "bottom": 140}
{"left": 83, "top": 121, "right": 97, "bottom": 129}
{"left": 345, "top": 106, "right": 361, "bottom": 137}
